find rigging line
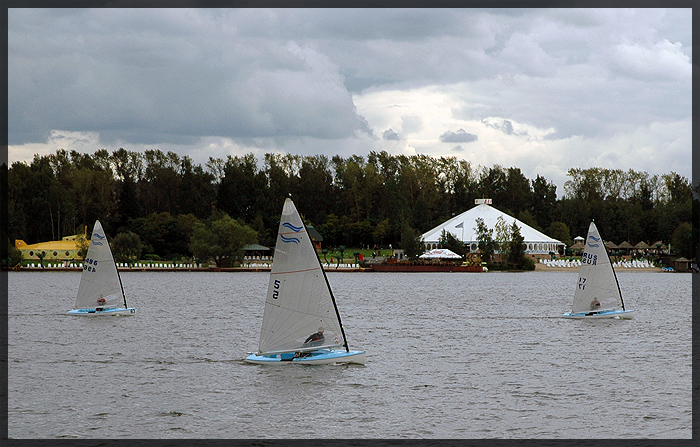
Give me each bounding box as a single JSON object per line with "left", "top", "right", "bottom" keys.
{"left": 104, "top": 225, "right": 128, "bottom": 309}
{"left": 609, "top": 250, "right": 625, "bottom": 311}
{"left": 598, "top": 226, "right": 625, "bottom": 311}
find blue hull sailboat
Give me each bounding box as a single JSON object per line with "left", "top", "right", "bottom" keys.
{"left": 562, "top": 221, "right": 634, "bottom": 320}
{"left": 67, "top": 220, "right": 135, "bottom": 316}
{"left": 245, "top": 198, "right": 365, "bottom": 365}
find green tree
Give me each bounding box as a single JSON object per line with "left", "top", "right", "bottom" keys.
{"left": 502, "top": 167, "right": 531, "bottom": 216}
{"left": 189, "top": 214, "right": 257, "bottom": 267}
{"left": 130, "top": 212, "right": 187, "bottom": 259}
{"left": 438, "top": 229, "right": 466, "bottom": 256}
{"left": 318, "top": 213, "right": 342, "bottom": 248}
{"left": 140, "top": 149, "right": 182, "bottom": 215}
{"left": 69, "top": 167, "right": 114, "bottom": 229}
{"left": 111, "top": 148, "right": 144, "bottom": 230}
{"left": 297, "top": 155, "right": 336, "bottom": 224}
{"left": 507, "top": 221, "right": 533, "bottom": 270}
{"left": 530, "top": 174, "right": 557, "bottom": 229}
{"left": 400, "top": 224, "right": 424, "bottom": 261}
{"left": 670, "top": 222, "right": 693, "bottom": 259}
{"left": 474, "top": 217, "right": 496, "bottom": 264}
{"left": 75, "top": 228, "right": 89, "bottom": 258}
{"left": 493, "top": 216, "right": 510, "bottom": 259}
{"left": 516, "top": 209, "right": 542, "bottom": 232}
{"left": 178, "top": 155, "right": 217, "bottom": 219}
{"left": 111, "top": 231, "right": 143, "bottom": 266}
{"left": 547, "top": 222, "right": 572, "bottom": 248}
{"left": 6, "top": 237, "right": 22, "bottom": 268}
{"left": 372, "top": 218, "right": 392, "bottom": 247}
{"left": 477, "top": 165, "right": 508, "bottom": 206}
{"left": 217, "top": 153, "right": 265, "bottom": 223}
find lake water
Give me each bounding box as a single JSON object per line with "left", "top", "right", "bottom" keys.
{"left": 7, "top": 270, "right": 692, "bottom": 439}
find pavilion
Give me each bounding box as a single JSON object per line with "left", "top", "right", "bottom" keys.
{"left": 421, "top": 199, "right": 565, "bottom": 255}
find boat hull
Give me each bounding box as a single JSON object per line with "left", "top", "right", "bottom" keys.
{"left": 562, "top": 309, "right": 634, "bottom": 319}
{"left": 67, "top": 307, "right": 136, "bottom": 316}
{"left": 245, "top": 349, "right": 366, "bottom": 365}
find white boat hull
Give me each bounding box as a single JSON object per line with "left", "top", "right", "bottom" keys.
{"left": 245, "top": 349, "right": 366, "bottom": 365}
{"left": 67, "top": 307, "right": 136, "bottom": 316}
{"left": 562, "top": 309, "right": 634, "bottom": 319}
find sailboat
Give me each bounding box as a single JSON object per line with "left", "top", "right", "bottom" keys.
{"left": 562, "top": 221, "right": 634, "bottom": 319}
{"left": 67, "top": 220, "right": 136, "bottom": 316}
{"left": 245, "top": 198, "right": 365, "bottom": 365}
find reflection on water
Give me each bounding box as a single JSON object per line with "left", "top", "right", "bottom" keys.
{"left": 8, "top": 271, "right": 691, "bottom": 438}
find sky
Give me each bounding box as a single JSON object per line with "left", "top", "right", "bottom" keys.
{"left": 7, "top": 8, "right": 693, "bottom": 196}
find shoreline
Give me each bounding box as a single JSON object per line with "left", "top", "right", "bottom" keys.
{"left": 6, "top": 265, "right": 674, "bottom": 273}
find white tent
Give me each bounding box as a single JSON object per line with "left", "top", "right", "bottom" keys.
{"left": 421, "top": 200, "right": 565, "bottom": 255}
{"left": 419, "top": 248, "right": 462, "bottom": 259}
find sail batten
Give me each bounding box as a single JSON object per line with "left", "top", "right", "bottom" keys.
{"left": 271, "top": 267, "right": 322, "bottom": 275}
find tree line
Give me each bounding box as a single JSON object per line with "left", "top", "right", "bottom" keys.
{"left": 4, "top": 148, "right": 697, "bottom": 263}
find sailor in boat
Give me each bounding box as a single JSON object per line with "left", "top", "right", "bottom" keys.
{"left": 96, "top": 294, "right": 106, "bottom": 311}
{"left": 293, "top": 327, "right": 325, "bottom": 358}
{"left": 586, "top": 298, "right": 601, "bottom": 315}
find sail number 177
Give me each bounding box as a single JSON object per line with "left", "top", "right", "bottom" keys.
{"left": 578, "top": 277, "right": 586, "bottom": 290}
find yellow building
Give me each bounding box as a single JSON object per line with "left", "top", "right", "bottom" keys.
{"left": 15, "top": 230, "right": 88, "bottom": 261}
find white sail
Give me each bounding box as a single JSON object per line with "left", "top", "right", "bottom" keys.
{"left": 75, "top": 220, "right": 124, "bottom": 310}
{"left": 257, "top": 198, "right": 345, "bottom": 355}
{"left": 571, "top": 222, "right": 623, "bottom": 314}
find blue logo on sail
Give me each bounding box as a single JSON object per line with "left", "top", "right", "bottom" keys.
{"left": 281, "top": 235, "right": 301, "bottom": 244}
{"left": 92, "top": 233, "right": 105, "bottom": 245}
{"left": 587, "top": 235, "right": 601, "bottom": 248}
{"left": 282, "top": 222, "right": 303, "bottom": 232}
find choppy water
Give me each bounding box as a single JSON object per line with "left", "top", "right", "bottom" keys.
{"left": 8, "top": 270, "right": 692, "bottom": 439}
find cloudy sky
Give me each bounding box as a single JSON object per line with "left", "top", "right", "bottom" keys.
{"left": 7, "top": 8, "right": 693, "bottom": 196}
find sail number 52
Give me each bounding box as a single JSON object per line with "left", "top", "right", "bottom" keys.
{"left": 272, "top": 279, "right": 280, "bottom": 299}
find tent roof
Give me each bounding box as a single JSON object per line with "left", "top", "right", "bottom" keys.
{"left": 307, "top": 225, "right": 323, "bottom": 242}
{"left": 421, "top": 203, "right": 564, "bottom": 245}
{"left": 634, "top": 241, "right": 650, "bottom": 249}
{"left": 618, "top": 241, "right": 634, "bottom": 248}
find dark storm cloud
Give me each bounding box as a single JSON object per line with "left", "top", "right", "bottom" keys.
{"left": 7, "top": 8, "right": 692, "bottom": 190}
{"left": 382, "top": 129, "right": 401, "bottom": 141}
{"left": 7, "top": 9, "right": 370, "bottom": 146}
{"left": 439, "top": 129, "right": 478, "bottom": 143}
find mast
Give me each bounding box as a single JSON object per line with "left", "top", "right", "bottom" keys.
{"left": 104, "top": 226, "right": 128, "bottom": 308}
{"left": 597, "top": 220, "right": 625, "bottom": 311}
{"left": 300, "top": 207, "right": 350, "bottom": 352}
{"left": 605, "top": 239, "right": 625, "bottom": 311}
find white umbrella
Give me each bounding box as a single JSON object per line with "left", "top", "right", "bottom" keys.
{"left": 419, "top": 248, "right": 462, "bottom": 259}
